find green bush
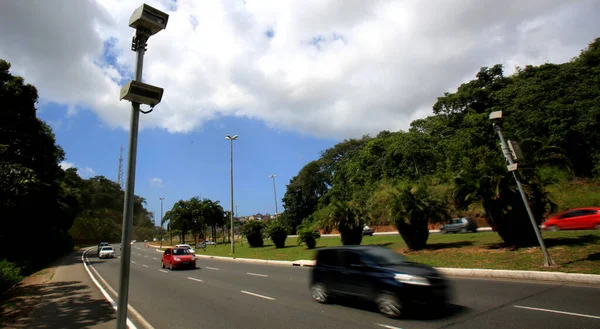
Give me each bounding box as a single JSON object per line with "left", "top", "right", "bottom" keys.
{"left": 0, "top": 259, "right": 22, "bottom": 294}
{"left": 241, "top": 221, "right": 265, "bottom": 247}
{"left": 296, "top": 217, "right": 321, "bottom": 249}
{"left": 266, "top": 221, "right": 289, "bottom": 248}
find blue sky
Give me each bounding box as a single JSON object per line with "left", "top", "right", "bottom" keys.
{"left": 39, "top": 103, "right": 337, "bottom": 224}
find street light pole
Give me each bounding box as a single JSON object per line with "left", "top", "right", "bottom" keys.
{"left": 159, "top": 197, "right": 164, "bottom": 248}
{"left": 269, "top": 174, "right": 278, "bottom": 218}
{"left": 490, "top": 111, "right": 555, "bottom": 267}
{"left": 116, "top": 5, "right": 168, "bottom": 329}
{"left": 225, "top": 134, "right": 238, "bottom": 254}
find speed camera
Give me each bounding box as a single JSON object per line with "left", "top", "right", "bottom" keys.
{"left": 129, "top": 4, "right": 169, "bottom": 36}
{"left": 120, "top": 80, "right": 164, "bottom": 106}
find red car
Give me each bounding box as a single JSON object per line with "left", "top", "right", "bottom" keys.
{"left": 161, "top": 247, "right": 196, "bottom": 270}
{"left": 542, "top": 207, "right": 600, "bottom": 231}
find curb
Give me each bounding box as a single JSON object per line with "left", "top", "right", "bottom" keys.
{"left": 150, "top": 247, "right": 600, "bottom": 284}
{"left": 435, "top": 268, "right": 600, "bottom": 285}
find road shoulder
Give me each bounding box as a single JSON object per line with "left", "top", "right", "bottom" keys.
{"left": 0, "top": 250, "right": 116, "bottom": 329}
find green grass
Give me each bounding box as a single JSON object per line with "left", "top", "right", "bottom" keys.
{"left": 161, "top": 231, "right": 600, "bottom": 274}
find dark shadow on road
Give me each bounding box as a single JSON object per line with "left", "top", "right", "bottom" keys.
{"left": 330, "top": 297, "right": 468, "bottom": 321}
{"left": 1, "top": 280, "right": 115, "bottom": 329}
{"left": 544, "top": 234, "right": 600, "bottom": 248}
{"left": 425, "top": 241, "right": 474, "bottom": 250}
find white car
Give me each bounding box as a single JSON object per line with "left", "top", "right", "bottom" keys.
{"left": 99, "top": 246, "right": 115, "bottom": 259}
{"left": 175, "top": 244, "right": 195, "bottom": 254}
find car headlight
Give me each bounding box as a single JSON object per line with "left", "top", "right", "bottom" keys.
{"left": 394, "top": 273, "right": 430, "bottom": 286}
{"left": 174, "top": 257, "right": 181, "bottom": 261}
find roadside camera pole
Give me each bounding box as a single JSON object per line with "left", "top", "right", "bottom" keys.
{"left": 116, "top": 4, "right": 168, "bottom": 329}
{"left": 489, "top": 111, "right": 556, "bottom": 267}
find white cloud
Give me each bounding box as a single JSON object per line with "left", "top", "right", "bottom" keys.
{"left": 1, "top": 0, "right": 599, "bottom": 139}
{"left": 59, "top": 161, "right": 74, "bottom": 170}
{"left": 83, "top": 167, "right": 96, "bottom": 176}
{"left": 149, "top": 177, "right": 163, "bottom": 187}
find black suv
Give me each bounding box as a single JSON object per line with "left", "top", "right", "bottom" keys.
{"left": 310, "top": 246, "right": 449, "bottom": 318}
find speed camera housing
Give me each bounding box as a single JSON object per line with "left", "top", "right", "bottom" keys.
{"left": 129, "top": 4, "right": 169, "bottom": 36}
{"left": 120, "top": 80, "right": 164, "bottom": 106}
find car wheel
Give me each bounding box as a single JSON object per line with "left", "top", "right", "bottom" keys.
{"left": 169, "top": 262, "right": 173, "bottom": 270}
{"left": 376, "top": 292, "right": 402, "bottom": 318}
{"left": 311, "top": 283, "right": 330, "bottom": 304}
{"left": 549, "top": 225, "right": 560, "bottom": 231}
{"left": 161, "top": 260, "right": 165, "bottom": 268}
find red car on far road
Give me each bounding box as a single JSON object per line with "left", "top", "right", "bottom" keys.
{"left": 542, "top": 207, "right": 600, "bottom": 231}
{"left": 162, "top": 247, "right": 196, "bottom": 270}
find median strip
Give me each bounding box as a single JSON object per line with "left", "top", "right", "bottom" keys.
{"left": 514, "top": 305, "right": 600, "bottom": 319}
{"left": 246, "top": 272, "right": 268, "bottom": 277}
{"left": 241, "top": 290, "right": 275, "bottom": 300}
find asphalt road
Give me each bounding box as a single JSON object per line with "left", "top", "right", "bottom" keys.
{"left": 88, "top": 243, "right": 600, "bottom": 329}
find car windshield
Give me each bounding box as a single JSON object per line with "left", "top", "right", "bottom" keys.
{"left": 101, "top": 247, "right": 113, "bottom": 251}
{"left": 172, "top": 248, "right": 190, "bottom": 255}
{"left": 364, "top": 248, "right": 407, "bottom": 266}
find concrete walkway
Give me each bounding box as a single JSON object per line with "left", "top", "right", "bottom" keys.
{"left": 17, "top": 250, "right": 117, "bottom": 329}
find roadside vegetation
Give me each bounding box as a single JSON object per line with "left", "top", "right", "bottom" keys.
{"left": 279, "top": 38, "right": 600, "bottom": 251}
{"left": 161, "top": 231, "right": 600, "bottom": 274}
{"left": 0, "top": 60, "right": 155, "bottom": 294}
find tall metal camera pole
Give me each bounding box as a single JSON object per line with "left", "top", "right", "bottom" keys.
{"left": 490, "top": 113, "right": 555, "bottom": 267}
{"left": 116, "top": 5, "right": 169, "bottom": 329}
{"left": 116, "top": 32, "right": 146, "bottom": 329}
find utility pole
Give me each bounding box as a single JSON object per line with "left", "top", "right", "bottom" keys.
{"left": 269, "top": 174, "right": 279, "bottom": 218}
{"left": 159, "top": 197, "right": 164, "bottom": 248}
{"left": 225, "top": 134, "right": 238, "bottom": 254}
{"left": 489, "top": 111, "right": 555, "bottom": 267}
{"left": 116, "top": 4, "right": 168, "bottom": 329}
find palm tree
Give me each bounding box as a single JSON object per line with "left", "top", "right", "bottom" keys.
{"left": 389, "top": 183, "right": 449, "bottom": 250}
{"left": 320, "top": 200, "right": 365, "bottom": 245}
{"left": 453, "top": 166, "right": 556, "bottom": 247}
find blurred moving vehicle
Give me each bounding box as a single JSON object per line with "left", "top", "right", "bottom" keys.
{"left": 97, "top": 242, "right": 109, "bottom": 254}
{"left": 310, "top": 246, "right": 449, "bottom": 318}
{"left": 175, "top": 243, "right": 195, "bottom": 254}
{"left": 99, "top": 246, "right": 115, "bottom": 259}
{"left": 362, "top": 226, "right": 375, "bottom": 236}
{"left": 439, "top": 217, "right": 478, "bottom": 234}
{"left": 162, "top": 247, "right": 196, "bottom": 270}
{"left": 542, "top": 207, "right": 600, "bottom": 231}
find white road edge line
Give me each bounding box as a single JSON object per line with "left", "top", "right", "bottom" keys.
{"left": 82, "top": 249, "right": 149, "bottom": 329}
{"left": 142, "top": 265, "right": 148, "bottom": 268}
{"left": 206, "top": 267, "right": 219, "bottom": 270}
{"left": 85, "top": 254, "right": 154, "bottom": 329}
{"left": 159, "top": 270, "right": 169, "bottom": 273}
{"left": 377, "top": 324, "right": 403, "bottom": 329}
{"left": 246, "top": 272, "right": 268, "bottom": 277}
{"left": 240, "top": 290, "right": 276, "bottom": 300}
{"left": 187, "top": 277, "right": 203, "bottom": 282}
{"left": 514, "top": 305, "right": 600, "bottom": 320}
